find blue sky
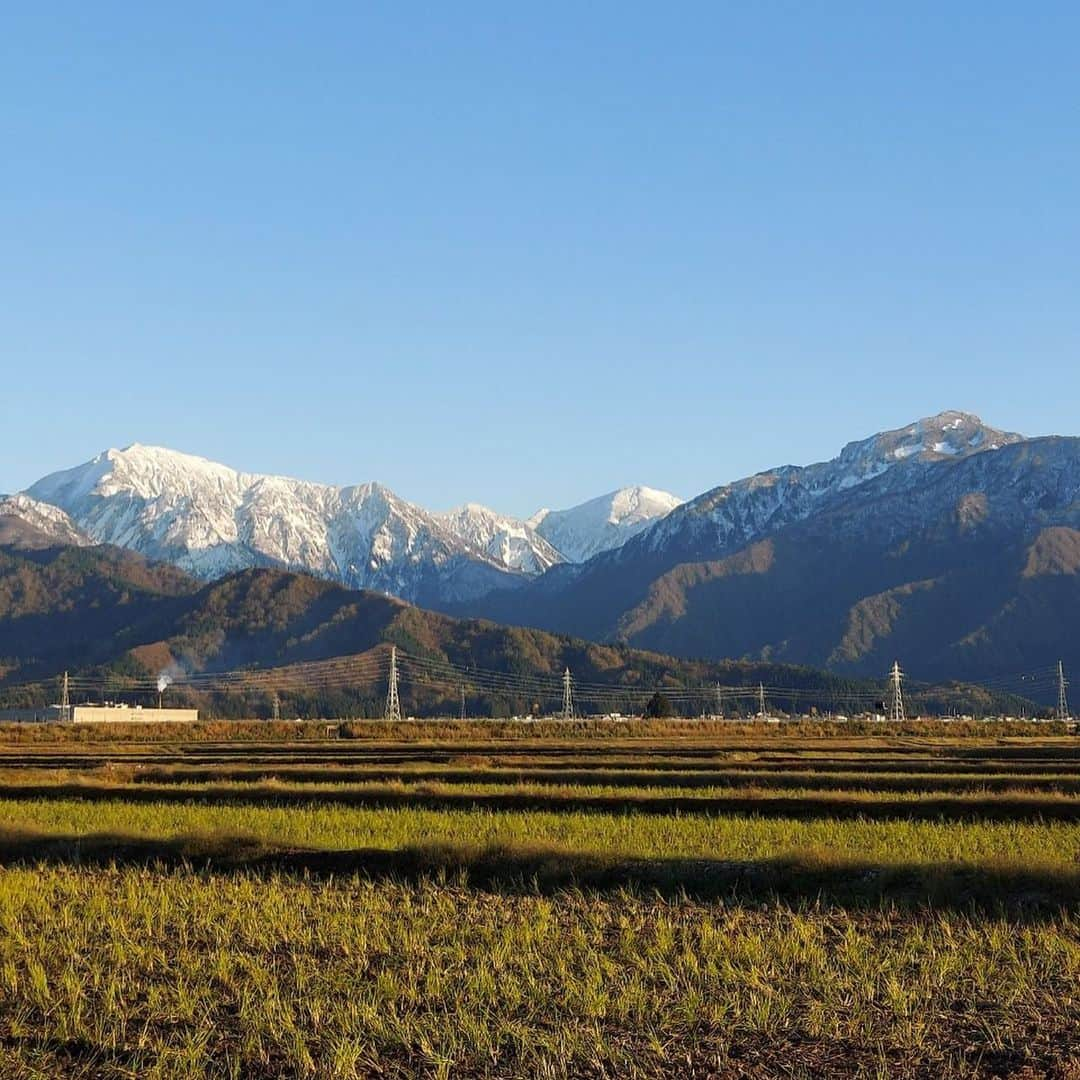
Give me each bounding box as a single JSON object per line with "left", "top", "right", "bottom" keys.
{"left": 2, "top": 4, "right": 1078, "bottom": 516}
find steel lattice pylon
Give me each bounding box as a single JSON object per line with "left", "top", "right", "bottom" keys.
{"left": 385, "top": 647, "right": 402, "bottom": 722}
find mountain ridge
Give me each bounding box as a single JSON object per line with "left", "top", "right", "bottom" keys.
{"left": 11, "top": 409, "right": 1079, "bottom": 683}
{"left": 24, "top": 445, "right": 679, "bottom": 605}
{"left": 450, "top": 415, "right": 1080, "bottom": 681}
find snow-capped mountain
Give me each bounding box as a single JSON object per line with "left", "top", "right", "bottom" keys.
{"left": 435, "top": 488, "right": 683, "bottom": 572}
{"left": 17, "top": 412, "right": 1031, "bottom": 636}
{"left": 0, "top": 494, "right": 90, "bottom": 549}
{"left": 606, "top": 429, "right": 1080, "bottom": 679}
{"left": 456, "top": 411, "right": 1045, "bottom": 647}
{"left": 638, "top": 410, "right": 1023, "bottom": 561}
{"left": 26, "top": 446, "right": 520, "bottom": 606}
{"left": 21, "top": 445, "right": 675, "bottom": 605}
{"left": 528, "top": 487, "right": 683, "bottom": 564}
{"left": 12, "top": 410, "right": 1077, "bottom": 682}
{"left": 434, "top": 504, "right": 564, "bottom": 575}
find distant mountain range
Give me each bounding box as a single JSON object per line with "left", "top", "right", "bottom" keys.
{"left": 4, "top": 410, "right": 1079, "bottom": 683}
{"left": 17, "top": 445, "right": 680, "bottom": 607}
{"left": 454, "top": 411, "right": 1080, "bottom": 683}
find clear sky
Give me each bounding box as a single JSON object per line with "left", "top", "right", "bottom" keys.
{"left": 2, "top": 4, "right": 1078, "bottom": 517}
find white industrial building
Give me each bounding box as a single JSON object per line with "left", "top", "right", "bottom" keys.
{"left": 0, "top": 704, "right": 198, "bottom": 724}
{"left": 71, "top": 704, "right": 198, "bottom": 724}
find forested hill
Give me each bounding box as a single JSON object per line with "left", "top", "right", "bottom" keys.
{"left": 0, "top": 541, "right": 1034, "bottom": 718}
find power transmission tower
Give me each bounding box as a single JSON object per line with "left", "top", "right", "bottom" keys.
{"left": 59, "top": 671, "right": 70, "bottom": 724}
{"left": 1058, "top": 660, "right": 1071, "bottom": 722}
{"left": 715, "top": 682, "right": 723, "bottom": 718}
{"left": 562, "top": 667, "right": 574, "bottom": 721}
{"left": 272, "top": 694, "right": 281, "bottom": 722}
{"left": 385, "top": 647, "right": 402, "bottom": 723}
{"left": 460, "top": 685, "right": 466, "bottom": 721}
{"left": 889, "top": 661, "right": 906, "bottom": 722}
{"left": 757, "top": 682, "right": 766, "bottom": 719}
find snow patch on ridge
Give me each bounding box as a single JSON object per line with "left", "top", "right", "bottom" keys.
{"left": 0, "top": 494, "right": 90, "bottom": 547}
{"left": 641, "top": 411, "right": 1025, "bottom": 560}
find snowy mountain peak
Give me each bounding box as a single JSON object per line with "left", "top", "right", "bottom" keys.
{"left": 23, "top": 446, "right": 675, "bottom": 602}
{"left": 607, "top": 485, "right": 684, "bottom": 525}
{"left": 643, "top": 411, "right": 1026, "bottom": 559}
{"left": 835, "top": 412, "right": 1022, "bottom": 475}
{"left": 32, "top": 444, "right": 256, "bottom": 508}
{"left": 25, "top": 447, "right": 523, "bottom": 603}
{"left": 530, "top": 486, "right": 683, "bottom": 563}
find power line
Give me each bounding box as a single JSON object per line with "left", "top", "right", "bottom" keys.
{"left": 397, "top": 651, "right": 879, "bottom": 706}
{"left": 7, "top": 644, "right": 1069, "bottom": 722}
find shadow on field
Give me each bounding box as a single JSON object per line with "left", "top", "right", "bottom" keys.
{"left": 126, "top": 766, "right": 1080, "bottom": 794}
{"left": 1, "top": 828, "right": 1078, "bottom": 917}
{"left": 7, "top": 739, "right": 1080, "bottom": 769}
{"left": 5, "top": 780, "right": 1080, "bottom": 822}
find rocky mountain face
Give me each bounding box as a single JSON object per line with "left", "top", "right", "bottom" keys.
{"left": 616, "top": 437, "right": 1080, "bottom": 681}
{"left": 631, "top": 410, "right": 1024, "bottom": 568}
{"left": 22, "top": 445, "right": 680, "bottom": 607}
{"left": 433, "top": 504, "right": 564, "bottom": 576}
{"left": 458, "top": 413, "right": 1080, "bottom": 683}
{"left": 0, "top": 495, "right": 89, "bottom": 550}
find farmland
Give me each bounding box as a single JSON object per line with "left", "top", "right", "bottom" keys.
{"left": 0, "top": 725, "right": 1078, "bottom": 1077}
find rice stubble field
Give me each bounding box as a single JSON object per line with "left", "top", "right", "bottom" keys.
{"left": 0, "top": 724, "right": 1078, "bottom": 1078}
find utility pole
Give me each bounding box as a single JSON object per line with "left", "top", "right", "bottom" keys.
{"left": 889, "top": 661, "right": 906, "bottom": 722}
{"left": 757, "top": 682, "right": 766, "bottom": 720}
{"left": 562, "top": 667, "right": 574, "bottom": 721}
{"left": 715, "top": 682, "right": 723, "bottom": 719}
{"left": 1058, "top": 660, "right": 1071, "bottom": 722}
{"left": 460, "top": 685, "right": 466, "bottom": 722}
{"left": 59, "top": 671, "right": 70, "bottom": 724}
{"left": 385, "top": 647, "right": 402, "bottom": 722}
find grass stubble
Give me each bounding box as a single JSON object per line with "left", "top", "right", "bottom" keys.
{"left": 0, "top": 732, "right": 1078, "bottom": 1078}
